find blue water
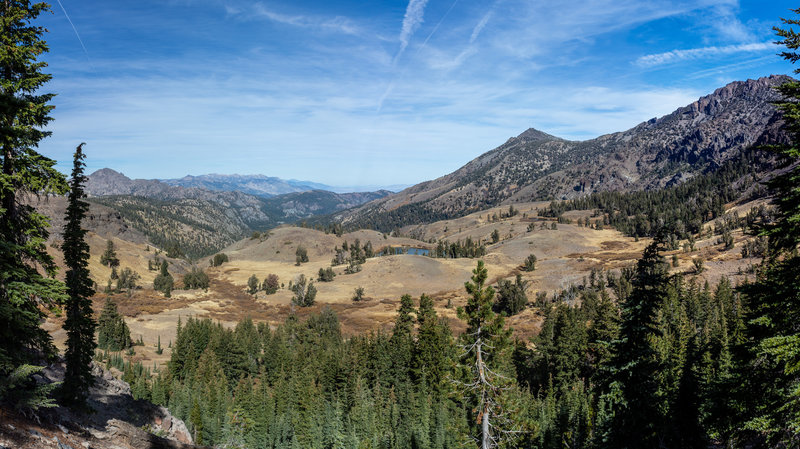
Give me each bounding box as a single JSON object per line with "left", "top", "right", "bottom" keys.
{"left": 406, "top": 247, "right": 430, "bottom": 256}
{"left": 379, "top": 247, "right": 430, "bottom": 256}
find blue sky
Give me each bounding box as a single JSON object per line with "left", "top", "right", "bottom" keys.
{"left": 36, "top": 0, "right": 795, "bottom": 188}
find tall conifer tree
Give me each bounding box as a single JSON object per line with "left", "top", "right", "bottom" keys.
{"left": 458, "top": 261, "right": 516, "bottom": 448}
{"left": 59, "top": 143, "right": 96, "bottom": 406}
{"left": 0, "top": 1, "right": 68, "bottom": 386}
{"left": 599, "top": 237, "right": 669, "bottom": 448}
{"left": 732, "top": 10, "right": 800, "bottom": 444}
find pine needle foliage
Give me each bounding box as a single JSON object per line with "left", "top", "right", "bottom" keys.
{"left": 730, "top": 11, "right": 800, "bottom": 445}
{"left": 59, "top": 143, "right": 97, "bottom": 406}
{"left": 0, "top": 0, "right": 69, "bottom": 402}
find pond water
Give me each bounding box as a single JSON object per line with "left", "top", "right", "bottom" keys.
{"left": 379, "top": 247, "right": 431, "bottom": 256}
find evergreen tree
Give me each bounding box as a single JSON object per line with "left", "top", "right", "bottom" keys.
{"left": 523, "top": 254, "right": 537, "bottom": 272}
{"left": 587, "top": 290, "right": 619, "bottom": 378}
{"left": 390, "top": 294, "right": 415, "bottom": 383}
{"left": 116, "top": 267, "right": 139, "bottom": 292}
{"left": 599, "top": 237, "right": 669, "bottom": 448}
{"left": 730, "top": 13, "right": 800, "bottom": 445}
{"left": 457, "top": 261, "right": 517, "bottom": 448}
{"left": 295, "top": 245, "right": 308, "bottom": 265}
{"left": 262, "top": 273, "right": 279, "bottom": 294}
{"left": 100, "top": 239, "right": 119, "bottom": 268}
{"left": 247, "top": 274, "right": 259, "bottom": 295}
{"left": 182, "top": 267, "right": 209, "bottom": 290}
{"left": 414, "top": 293, "right": 452, "bottom": 391}
{"left": 59, "top": 144, "right": 97, "bottom": 406}
{"left": 0, "top": 0, "right": 69, "bottom": 400}
{"left": 153, "top": 259, "right": 173, "bottom": 297}
{"left": 495, "top": 274, "right": 528, "bottom": 316}
{"left": 318, "top": 267, "right": 336, "bottom": 282}
{"left": 97, "top": 298, "right": 131, "bottom": 351}
{"left": 210, "top": 253, "right": 228, "bottom": 267}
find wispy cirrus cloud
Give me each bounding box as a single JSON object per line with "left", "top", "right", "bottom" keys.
{"left": 230, "top": 2, "right": 361, "bottom": 35}
{"left": 395, "top": 0, "right": 429, "bottom": 63}
{"left": 435, "top": 9, "right": 493, "bottom": 70}
{"left": 636, "top": 41, "right": 774, "bottom": 67}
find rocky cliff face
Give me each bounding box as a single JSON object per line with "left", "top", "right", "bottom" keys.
{"left": 338, "top": 75, "right": 790, "bottom": 229}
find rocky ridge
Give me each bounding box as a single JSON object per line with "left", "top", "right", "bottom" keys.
{"left": 335, "top": 75, "right": 791, "bottom": 230}
{"left": 82, "top": 170, "right": 391, "bottom": 256}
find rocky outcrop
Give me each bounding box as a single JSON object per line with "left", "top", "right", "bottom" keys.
{"left": 0, "top": 362, "right": 198, "bottom": 449}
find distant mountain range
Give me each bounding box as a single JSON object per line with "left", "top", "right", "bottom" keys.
{"left": 160, "top": 173, "right": 407, "bottom": 196}
{"left": 83, "top": 169, "right": 391, "bottom": 257}
{"left": 334, "top": 75, "right": 790, "bottom": 231}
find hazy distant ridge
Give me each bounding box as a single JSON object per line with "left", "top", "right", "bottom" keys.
{"left": 161, "top": 173, "right": 407, "bottom": 196}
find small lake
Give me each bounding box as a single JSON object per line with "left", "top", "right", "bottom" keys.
{"left": 379, "top": 247, "right": 431, "bottom": 256}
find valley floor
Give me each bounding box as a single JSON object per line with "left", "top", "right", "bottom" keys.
{"left": 43, "top": 200, "right": 761, "bottom": 368}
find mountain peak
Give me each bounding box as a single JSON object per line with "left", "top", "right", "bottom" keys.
{"left": 516, "top": 128, "right": 561, "bottom": 141}
{"left": 89, "top": 168, "right": 129, "bottom": 181}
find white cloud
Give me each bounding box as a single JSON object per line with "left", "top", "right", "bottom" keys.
{"left": 395, "top": 0, "right": 429, "bottom": 63}
{"left": 235, "top": 2, "right": 361, "bottom": 35}
{"left": 635, "top": 42, "right": 774, "bottom": 67}
{"left": 483, "top": 0, "right": 733, "bottom": 60}
{"left": 470, "top": 11, "right": 492, "bottom": 44}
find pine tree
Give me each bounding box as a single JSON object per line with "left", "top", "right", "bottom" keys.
{"left": 247, "top": 274, "right": 259, "bottom": 295}
{"left": 97, "top": 298, "right": 131, "bottom": 351}
{"left": 390, "top": 294, "right": 415, "bottom": 383}
{"left": 295, "top": 245, "right": 308, "bottom": 265}
{"left": 730, "top": 12, "right": 800, "bottom": 444}
{"left": 0, "top": 0, "right": 69, "bottom": 397}
{"left": 599, "top": 237, "right": 669, "bottom": 448}
{"left": 495, "top": 274, "right": 528, "bottom": 316}
{"left": 290, "top": 274, "right": 316, "bottom": 307}
{"left": 100, "top": 239, "right": 119, "bottom": 268}
{"left": 523, "top": 254, "right": 537, "bottom": 272}
{"left": 587, "top": 289, "right": 619, "bottom": 378}
{"left": 59, "top": 144, "right": 97, "bottom": 406}
{"left": 153, "top": 259, "right": 173, "bottom": 297}
{"left": 457, "top": 261, "right": 517, "bottom": 448}
{"left": 414, "top": 293, "right": 452, "bottom": 392}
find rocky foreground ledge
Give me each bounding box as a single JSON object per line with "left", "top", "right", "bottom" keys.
{"left": 0, "top": 362, "right": 200, "bottom": 449}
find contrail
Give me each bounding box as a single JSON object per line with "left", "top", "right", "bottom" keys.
{"left": 378, "top": 0, "right": 460, "bottom": 111}
{"left": 418, "top": 0, "right": 459, "bottom": 49}
{"left": 54, "top": 0, "right": 93, "bottom": 68}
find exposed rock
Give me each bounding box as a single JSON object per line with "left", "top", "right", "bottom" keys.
{"left": 1, "top": 362, "right": 197, "bottom": 449}
{"left": 106, "top": 420, "right": 196, "bottom": 449}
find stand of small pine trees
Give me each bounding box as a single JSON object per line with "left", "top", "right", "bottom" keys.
{"left": 97, "top": 298, "right": 132, "bottom": 352}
